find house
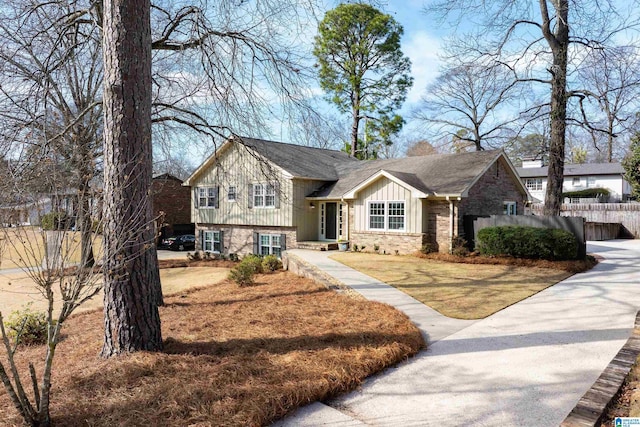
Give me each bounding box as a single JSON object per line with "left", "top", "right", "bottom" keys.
{"left": 151, "top": 173, "right": 194, "bottom": 238}
{"left": 516, "top": 159, "right": 632, "bottom": 203}
{"left": 183, "top": 136, "right": 530, "bottom": 255}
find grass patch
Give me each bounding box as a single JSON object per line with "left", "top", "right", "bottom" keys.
{"left": 330, "top": 252, "right": 576, "bottom": 319}
{"left": 0, "top": 271, "right": 424, "bottom": 426}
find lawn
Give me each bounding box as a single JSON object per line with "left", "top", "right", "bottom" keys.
{"left": 330, "top": 252, "right": 573, "bottom": 319}
{"left": 0, "top": 227, "right": 104, "bottom": 269}
{"left": 0, "top": 270, "right": 424, "bottom": 426}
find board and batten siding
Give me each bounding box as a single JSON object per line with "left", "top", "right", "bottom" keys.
{"left": 191, "top": 142, "right": 294, "bottom": 227}
{"left": 353, "top": 176, "right": 421, "bottom": 234}
{"left": 292, "top": 178, "right": 323, "bottom": 241}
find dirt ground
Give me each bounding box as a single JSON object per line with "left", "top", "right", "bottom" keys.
{"left": 0, "top": 266, "right": 230, "bottom": 317}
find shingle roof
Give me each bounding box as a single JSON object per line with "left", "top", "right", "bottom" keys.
{"left": 517, "top": 162, "right": 624, "bottom": 178}
{"left": 236, "top": 137, "right": 359, "bottom": 180}
{"left": 310, "top": 150, "right": 506, "bottom": 198}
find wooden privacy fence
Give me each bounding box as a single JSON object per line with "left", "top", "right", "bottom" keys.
{"left": 531, "top": 203, "right": 640, "bottom": 238}
{"left": 469, "top": 215, "right": 586, "bottom": 259}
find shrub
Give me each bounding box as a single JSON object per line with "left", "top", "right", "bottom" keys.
{"left": 40, "top": 212, "right": 69, "bottom": 231}
{"left": 421, "top": 243, "right": 436, "bottom": 254}
{"left": 228, "top": 262, "right": 255, "bottom": 287}
{"left": 373, "top": 244, "right": 380, "bottom": 253}
{"left": 262, "top": 255, "right": 282, "bottom": 272}
{"left": 4, "top": 304, "right": 49, "bottom": 346}
{"left": 241, "top": 254, "right": 264, "bottom": 274}
{"left": 451, "top": 236, "right": 469, "bottom": 257}
{"left": 477, "top": 226, "right": 578, "bottom": 260}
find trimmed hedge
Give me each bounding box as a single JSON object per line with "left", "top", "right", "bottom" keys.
{"left": 477, "top": 226, "right": 578, "bottom": 260}
{"left": 562, "top": 188, "right": 610, "bottom": 198}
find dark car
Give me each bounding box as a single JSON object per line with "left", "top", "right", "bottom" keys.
{"left": 165, "top": 234, "right": 196, "bottom": 251}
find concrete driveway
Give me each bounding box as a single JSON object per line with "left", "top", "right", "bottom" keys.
{"left": 277, "top": 239, "right": 640, "bottom": 426}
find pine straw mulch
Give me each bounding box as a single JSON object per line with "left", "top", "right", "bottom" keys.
{"left": 0, "top": 271, "right": 424, "bottom": 427}
{"left": 418, "top": 252, "right": 598, "bottom": 273}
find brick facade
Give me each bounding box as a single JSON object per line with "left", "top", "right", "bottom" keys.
{"left": 152, "top": 174, "right": 191, "bottom": 226}
{"left": 349, "top": 230, "right": 426, "bottom": 255}
{"left": 458, "top": 160, "right": 526, "bottom": 219}
{"left": 195, "top": 224, "right": 297, "bottom": 256}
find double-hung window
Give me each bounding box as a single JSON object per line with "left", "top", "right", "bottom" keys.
{"left": 198, "top": 187, "right": 218, "bottom": 208}
{"left": 253, "top": 183, "right": 276, "bottom": 208}
{"left": 525, "top": 178, "right": 543, "bottom": 191}
{"left": 368, "top": 201, "right": 405, "bottom": 231}
{"left": 260, "top": 234, "right": 281, "bottom": 257}
{"left": 228, "top": 186, "right": 237, "bottom": 201}
{"left": 203, "top": 231, "right": 221, "bottom": 252}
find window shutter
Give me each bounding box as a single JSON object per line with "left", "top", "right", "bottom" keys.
{"left": 280, "top": 234, "right": 286, "bottom": 251}
{"left": 247, "top": 184, "right": 253, "bottom": 209}
{"left": 252, "top": 232, "right": 259, "bottom": 254}
{"left": 219, "top": 230, "right": 224, "bottom": 253}
{"left": 199, "top": 230, "right": 204, "bottom": 251}
{"left": 194, "top": 187, "right": 199, "bottom": 208}
{"left": 274, "top": 182, "right": 280, "bottom": 209}
{"left": 214, "top": 186, "right": 220, "bottom": 209}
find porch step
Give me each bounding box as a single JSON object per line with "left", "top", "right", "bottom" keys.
{"left": 296, "top": 242, "right": 339, "bottom": 251}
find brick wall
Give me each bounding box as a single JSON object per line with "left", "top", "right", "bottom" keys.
{"left": 152, "top": 176, "right": 191, "bottom": 226}
{"left": 459, "top": 161, "right": 526, "bottom": 219}
{"left": 423, "top": 201, "right": 451, "bottom": 253}
{"left": 195, "top": 224, "right": 297, "bottom": 256}
{"left": 349, "top": 230, "right": 426, "bottom": 255}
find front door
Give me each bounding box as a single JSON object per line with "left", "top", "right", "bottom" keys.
{"left": 325, "top": 202, "right": 337, "bottom": 240}
{"left": 319, "top": 202, "right": 338, "bottom": 240}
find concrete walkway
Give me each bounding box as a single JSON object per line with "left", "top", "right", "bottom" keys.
{"left": 275, "top": 240, "right": 640, "bottom": 426}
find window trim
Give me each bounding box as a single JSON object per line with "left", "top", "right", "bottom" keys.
{"left": 572, "top": 177, "right": 582, "bottom": 187}
{"left": 259, "top": 234, "right": 281, "bottom": 257}
{"left": 525, "top": 178, "right": 543, "bottom": 191}
{"left": 203, "top": 230, "right": 221, "bottom": 253}
{"left": 503, "top": 201, "right": 517, "bottom": 216}
{"left": 198, "top": 186, "right": 218, "bottom": 209}
{"left": 366, "top": 200, "right": 406, "bottom": 232}
{"left": 228, "top": 185, "right": 237, "bottom": 202}
{"left": 252, "top": 183, "right": 276, "bottom": 209}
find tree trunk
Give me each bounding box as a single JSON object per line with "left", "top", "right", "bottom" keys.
{"left": 350, "top": 90, "right": 360, "bottom": 157}
{"left": 543, "top": 0, "right": 569, "bottom": 216}
{"left": 101, "top": 0, "right": 163, "bottom": 358}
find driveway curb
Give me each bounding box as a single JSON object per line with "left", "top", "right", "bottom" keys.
{"left": 562, "top": 311, "right": 640, "bottom": 426}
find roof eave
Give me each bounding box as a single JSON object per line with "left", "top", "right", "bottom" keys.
{"left": 342, "top": 170, "right": 429, "bottom": 199}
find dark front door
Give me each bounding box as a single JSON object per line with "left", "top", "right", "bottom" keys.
{"left": 325, "top": 202, "right": 337, "bottom": 240}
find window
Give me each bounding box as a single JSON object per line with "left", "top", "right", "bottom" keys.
{"left": 369, "top": 202, "right": 386, "bottom": 230}
{"left": 503, "top": 201, "right": 517, "bottom": 216}
{"left": 368, "top": 201, "right": 405, "bottom": 231}
{"left": 198, "top": 187, "right": 218, "bottom": 208}
{"left": 203, "top": 231, "right": 221, "bottom": 252}
{"left": 587, "top": 176, "right": 596, "bottom": 187}
{"left": 572, "top": 177, "right": 582, "bottom": 187}
{"left": 253, "top": 183, "right": 276, "bottom": 208}
{"left": 260, "top": 234, "right": 281, "bottom": 257}
{"left": 388, "top": 202, "right": 405, "bottom": 230}
{"left": 228, "top": 186, "right": 236, "bottom": 201}
{"left": 525, "top": 178, "right": 543, "bottom": 191}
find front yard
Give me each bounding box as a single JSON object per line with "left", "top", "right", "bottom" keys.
{"left": 330, "top": 252, "right": 576, "bottom": 319}
{"left": 0, "top": 269, "right": 423, "bottom": 426}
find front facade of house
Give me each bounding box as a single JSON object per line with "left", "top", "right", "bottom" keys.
{"left": 517, "top": 160, "right": 632, "bottom": 203}
{"left": 184, "top": 137, "right": 530, "bottom": 256}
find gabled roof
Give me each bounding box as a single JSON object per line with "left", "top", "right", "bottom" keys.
{"left": 237, "top": 137, "right": 359, "bottom": 180}
{"left": 517, "top": 162, "right": 625, "bottom": 178}
{"left": 310, "top": 150, "right": 524, "bottom": 199}
{"left": 153, "top": 173, "right": 183, "bottom": 182}
{"left": 183, "top": 136, "right": 359, "bottom": 185}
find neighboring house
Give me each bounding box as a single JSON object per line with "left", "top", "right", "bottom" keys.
{"left": 516, "top": 159, "right": 632, "bottom": 203}
{"left": 183, "top": 137, "right": 530, "bottom": 255}
{"left": 152, "top": 173, "right": 193, "bottom": 237}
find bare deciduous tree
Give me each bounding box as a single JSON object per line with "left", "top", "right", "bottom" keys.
{"left": 428, "top": 0, "right": 640, "bottom": 214}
